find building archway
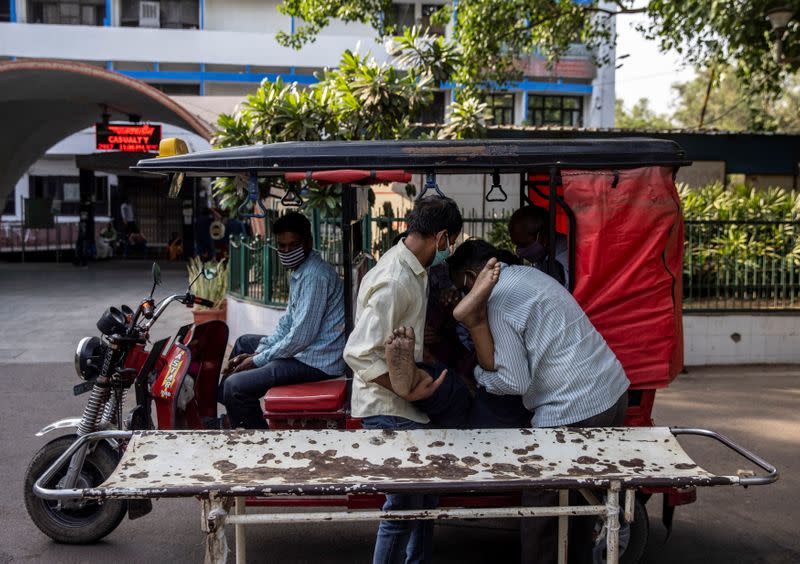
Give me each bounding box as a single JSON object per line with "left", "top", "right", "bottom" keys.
{"left": 0, "top": 59, "right": 213, "bottom": 204}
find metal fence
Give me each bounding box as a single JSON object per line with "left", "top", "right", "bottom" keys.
{"left": 0, "top": 220, "right": 79, "bottom": 259}
{"left": 683, "top": 218, "right": 799, "bottom": 312}
{"left": 230, "top": 213, "right": 800, "bottom": 312}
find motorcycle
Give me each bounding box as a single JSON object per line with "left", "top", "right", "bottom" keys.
{"left": 24, "top": 262, "right": 228, "bottom": 544}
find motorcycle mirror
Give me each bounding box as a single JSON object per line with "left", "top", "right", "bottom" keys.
{"left": 150, "top": 262, "right": 162, "bottom": 298}
{"left": 202, "top": 263, "right": 217, "bottom": 280}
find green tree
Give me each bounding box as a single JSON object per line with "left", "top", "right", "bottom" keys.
{"left": 614, "top": 98, "right": 673, "bottom": 129}
{"left": 211, "top": 33, "right": 477, "bottom": 214}
{"left": 275, "top": 0, "right": 800, "bottom": 101}
{"left": 670, "top": 65, "right": 800, "bottom": 131}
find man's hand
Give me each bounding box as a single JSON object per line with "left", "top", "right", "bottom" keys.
{"left": 224, "top": 353, "right": 254, "bottom": 376}
{"left": 403, "top": 368, "right": 448, "bottom": 402}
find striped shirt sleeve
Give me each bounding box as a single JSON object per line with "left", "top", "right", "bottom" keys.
{"left": 473, "top": 295, "right": 532, "bottom": 397}
{"left": 254, "top": 273, "right": 329, "bottom": 366}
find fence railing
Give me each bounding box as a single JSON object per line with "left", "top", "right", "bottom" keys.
{"left": 683, "top": 218, "right": 799, "bottom": 312}
{"left": 230, "top": 214, "right": 800, "bottom": 312}
{"left": 0, "top": 221, "right": 79, "bottom": 258}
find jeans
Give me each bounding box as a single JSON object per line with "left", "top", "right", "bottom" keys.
{"left": 362, "top": 415, "right": 437, "bottom": 564}
{"left": 220, "top": 334, "right": 334, "bottom": 429}
{"left": 520, "top": 391, "right": 629, "bottom": 564}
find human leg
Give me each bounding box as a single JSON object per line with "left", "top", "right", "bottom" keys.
{"left": 222, "top": 358, "right": 329, "bottom": 428}
{"left": 362, "top": 416, "right": 436, "bottom": 564}
{"left": 230, "top": 334, "right": 266, "bottom": 358}
{"left": 412, "top": 362, "right": 472, "bottom": 429}
{"left": 385, "top": 327, "right": 424, "bottom": 397}
{"left": 468, "top": 387, "right": 531, "bottom": 429}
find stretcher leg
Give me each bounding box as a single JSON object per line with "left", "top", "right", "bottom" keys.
{"left": 605, "top": 482, "right": 621, "bottom": 564}
{"left": 235, "top": 497, "right": 247, "bottom": 564}
{"left": 203, "top": 493, "right": 231, "bottom": 564}
{"left": 557, "top": 489, "right": 569, "bottom": 564}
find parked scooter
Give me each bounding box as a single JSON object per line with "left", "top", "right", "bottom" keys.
{"left": 24, "top": 262, "right": 228, "bottom": 544}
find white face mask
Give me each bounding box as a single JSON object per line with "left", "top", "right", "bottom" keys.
{"left": 277, "top": 246, "right": 307, "bottom": 269}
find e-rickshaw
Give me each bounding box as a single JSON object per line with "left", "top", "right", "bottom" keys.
{"left": 32, "top": 139, "right": 778, "bottom": 564}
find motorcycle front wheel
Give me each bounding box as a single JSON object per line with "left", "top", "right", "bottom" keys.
{"left": 24, "top": 434, "right": 127, "bottom": 544}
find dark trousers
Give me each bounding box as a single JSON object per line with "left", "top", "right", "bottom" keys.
{"left": 520, "top": 391, "right": 629, "bottom": 564}
{"left": 220, "top": 334, "right": 334, "bottom": 429}
{"left": 413, "top": 363, "right": 530, "bottom": 430}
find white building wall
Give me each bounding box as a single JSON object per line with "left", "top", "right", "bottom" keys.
{"left": 683, "top": 315, "right": 800, "bottom": 365}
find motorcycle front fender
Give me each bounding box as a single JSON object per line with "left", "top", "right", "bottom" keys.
{"left": 35, "top": 418, "right": 82, "bottom": 437}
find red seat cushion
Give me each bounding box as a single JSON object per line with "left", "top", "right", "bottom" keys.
{"left": 263, "top": 379, "right": 347, "bottom": 413}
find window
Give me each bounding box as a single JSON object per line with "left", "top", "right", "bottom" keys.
{"left": 0, "top": 2, "right": 11, "bottom": 21}
{"left": 120, "top": 0, "right": 198, "bottom": 29}
{"left": 385, "top": 2, "right": 415, "bottom": 32}
{"left": 527, "top": 95, "right": 584, "bottom": 127}
{"left": 29, "top": 175, "right": 108, "bottom": 215}
{"left": 28, "top": 1, "right": 106, "bottom": 26}
{"left": 148, "top": 82, "right": 201, "bottom": 95}
{"left": 2, "top": 192, "right": 15, "bottom": 215}
{"left": 483, "top": 93, "right": 515, "bottom": 126}
{"left": 414, "top": 91, "right": 445, "bottom": 124}
{"left": 420, "top": 4, "right": 445, "bottom": 36}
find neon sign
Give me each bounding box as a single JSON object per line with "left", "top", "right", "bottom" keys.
{"left": 96, "top": 123, "right": 162, "bottom": 153}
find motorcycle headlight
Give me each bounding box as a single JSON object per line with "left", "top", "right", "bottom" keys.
{"left": 74, "top": 336, "right": 103, "bottom": 381}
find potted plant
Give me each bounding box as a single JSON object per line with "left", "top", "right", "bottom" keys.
{"left": 187, "top": 257, "right": 229, "bottom": 324}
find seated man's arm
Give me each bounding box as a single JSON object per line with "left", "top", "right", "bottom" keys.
{"left": 473, "top": 311, "right": 530, "bottom": 396}
{"left": 257, "top": 274, "right": 330, "bottom": 365}
{"left": 253, "top": 314, "right": 292, "bottom": 357}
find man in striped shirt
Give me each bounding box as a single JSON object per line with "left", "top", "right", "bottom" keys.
{"left": 448, "top": 239, "right": 629, "bottom": 564}
{"left": 221, "top": 212, "right": 345, "bottom": 429}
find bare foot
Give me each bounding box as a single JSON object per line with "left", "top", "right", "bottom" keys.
{"left": 385, "top": 326, "right": 420, "bottom": 397}
{"left": 453, "top": 257, "right": 500, "bottom": 328}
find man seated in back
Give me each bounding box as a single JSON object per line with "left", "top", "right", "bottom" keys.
{"left": 221, "top": 212, "right": 345, "bottom": 429}
{"left": 508, "top": 205, "right": 569, "bottom": 287}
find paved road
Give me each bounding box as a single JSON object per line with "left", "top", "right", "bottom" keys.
{"left": 0, "top": 262, "right": 798, "bottom": 563}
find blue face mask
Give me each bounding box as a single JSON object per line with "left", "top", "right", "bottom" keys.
{"left": 430, "top": 233, "right": 451, "bottom": 268}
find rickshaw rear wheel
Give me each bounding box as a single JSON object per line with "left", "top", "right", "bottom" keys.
{"left": 24, "top": 435, "right": 127, "bottom": 544}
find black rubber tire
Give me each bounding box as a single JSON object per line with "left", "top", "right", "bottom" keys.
{"left": 620, "top": 497, "right": 649, "bottom": 564}
{"left": 24, "top": 435, "right": 126, "bottom": 544}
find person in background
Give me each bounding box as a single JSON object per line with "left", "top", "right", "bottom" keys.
{"left": 221, "top": 212, "right": 345, "bottom": 429}
{"left": 120, "top": 197, "right": 135, "bottom": 234}
{"left": 167, "top": 232, "right": 183, "bottom": 261}
{"left": 508, "top": 205, "right": 569, "bottom": 287}
{"left": 194, "top": 207, "right": 214, "bottom": 260}
{"left": 125, "top": 224, "right": 147, "bottom": 258}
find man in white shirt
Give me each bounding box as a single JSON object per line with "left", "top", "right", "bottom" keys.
{"left": 120, "top": 197, "right": 135, "bottom": 233}
{"left": 344, "top": 196, "right": 463, "bottom": 564}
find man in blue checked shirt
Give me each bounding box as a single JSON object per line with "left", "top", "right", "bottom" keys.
{"left": 220, "top": 212, "right": 345, "bottom": 429}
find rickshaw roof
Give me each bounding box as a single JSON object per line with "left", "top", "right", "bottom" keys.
{"left": 133, "top": 138, "right": 690, "bottom": 176}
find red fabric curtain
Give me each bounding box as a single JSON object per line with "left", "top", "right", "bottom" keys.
{"left": 562, "top": 166, "right": 684, "bottom": 390}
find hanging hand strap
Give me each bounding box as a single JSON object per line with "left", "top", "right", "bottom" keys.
{"left": 236, "top": 173, "right": 269, "bottom": 218}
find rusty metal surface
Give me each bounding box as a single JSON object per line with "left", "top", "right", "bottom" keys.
{"left": 90, "top": 427, "right": 736, "bottom": 499}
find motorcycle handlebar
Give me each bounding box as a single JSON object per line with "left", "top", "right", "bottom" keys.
{"left": 193, "top": 297, "right": 215, "bottom": 308}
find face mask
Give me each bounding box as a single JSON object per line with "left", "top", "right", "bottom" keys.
{"left": 430, "top": 233, "right": 451, "bottom": 268}
{"left": 277, "top": 246, "right": 307, "bottom": 269}
{"left": 517, "top": 240, "right": 547, "bottom": 264}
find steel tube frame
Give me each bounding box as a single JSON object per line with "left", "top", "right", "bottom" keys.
{"left": 205, "top": 496, "right": 617, "bottom": 564}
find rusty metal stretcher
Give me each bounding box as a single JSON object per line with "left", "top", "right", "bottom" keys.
{"left": 34, "top": 426, "right": 777, "bottom": 564}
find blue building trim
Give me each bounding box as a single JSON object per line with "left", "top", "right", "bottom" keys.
{"left": 117, "top": 69, "right": 319, "bottom": 86}
{"left": 200, "top": 0, "right": 204, "bottom": 30}
{"left": 10, "top": 0, "right": 16, "bottom": 22}
{"left": 441, "top": 80, "right": 592, "bottom": 95}
{"left": 104, "top": 0, "right": 111, "bottom": 26}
